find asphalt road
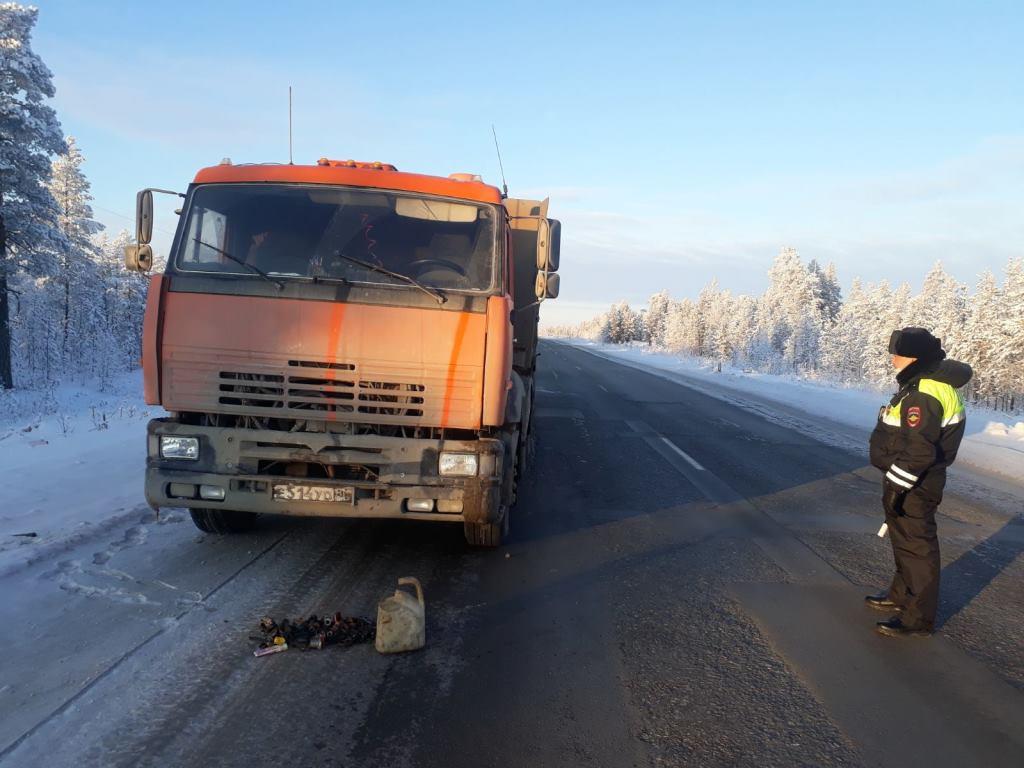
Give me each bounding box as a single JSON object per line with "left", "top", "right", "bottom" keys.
{"left": 2, "top": 340, "right": 1023, "bottom": 767}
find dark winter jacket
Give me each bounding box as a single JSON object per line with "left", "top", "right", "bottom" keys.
{"left": 869, "top": 358, "right": 973, "bottom": 496}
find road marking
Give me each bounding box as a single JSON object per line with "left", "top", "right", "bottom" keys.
{"left": 551, "top": 370, "right": 559, "bottom": 380}
{"left": 598, "top": 384, "right": 608, "bottom": 392}
{"left": 625, "top": 418, "right": 847, "bottom": 585}
{"left": 659, "top": 437, "right": 705, "bottom": 471}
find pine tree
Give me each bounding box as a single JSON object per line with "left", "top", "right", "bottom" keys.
{"left": 863, "top": 281, "right": 910, "bottom": 388}
{"left": 995, "top": 258, "right": 1024, "bottom": 410}
{"left": 645, "top": 290, "right": 672, "bottom": 348}
{"left": 908, "top": 261, "right": 967, "bottom": 358}
{"left": 0, "top": 3, "right": 65, "bottom": 388}
{"left": 822, "top": 278, "right": 869, "bottom": 381}
{"left": 663, "top": 298, "right": 700, "bottom": 355}
{"left": 726, "top": 295, "right": 757, "bottom": 366}
{"left": 808, "top": 259, "right": 842, "bottom": 326}
{"left": 604, "top": 301, "right": 642, "bottom": 344}
{"left": 758, "top": 247, "right": 821, "bottom": 372}
{"left": 962, "top": 270, "right": 1002, "bottom": 404}
{"left": 48, "top": 136, "right": 104, "bottom": 361}
{"left": 704, "top": 287, "right": 735, "bottom": 367}
{"left": 695, "top": 279, "right": 720, "bottom": 356}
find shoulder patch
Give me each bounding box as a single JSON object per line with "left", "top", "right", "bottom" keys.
{"left": 907, "top": 406, "right": 922, "bottom": 428}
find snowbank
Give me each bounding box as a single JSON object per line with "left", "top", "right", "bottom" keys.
{"left": 0, "top": 372, "right": 159, "bottom": 575}
{"left": 559, "top": 340, "right": 1024, "bottom": 486}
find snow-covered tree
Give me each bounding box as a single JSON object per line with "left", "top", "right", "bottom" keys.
{"left": 644, "top": 289, "right": 672, "bottom": 348}
{"left": 821, "top": 278, "right": 869, "bottom": 381}
{"left": 542, "top": 250, "right": 1023, "bottom": 413}
{"left": 961, "top": 270, "right": 1002, "bottom": 404}
{"left": 0, "top": 2, "right": 66, "bottom": 388}
{"left": 809, "top": 259, "right": 842, "bottom": 326}
{"left": 995, "top": 258, "right": 1024, "bottom": 410}
{"left": 861, "top": 281, "right": 910, "bottom": 388}
{"left": 726, "top": 294, "right": 757, "bottom": 366}
{"left": 602, "top": 301, "right": 644, "bottom": 344}
{"left": 48, "top": 136, "right": 105, "bottom": 362}
{"left": 695, "top": 279, "right": 720, "bottom": 356}
{"left": 663, "top": 298, "right": 700, "bottom": 355}
{"left": 757, "top": 248, "right": 822, "bottom": 372}
{"left": 908, "top": 261, "right": 967, "bottom": 359}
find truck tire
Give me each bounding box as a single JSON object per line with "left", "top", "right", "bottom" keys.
{"left": 464, "top": 430, "right": 517, "bottom": 547}
{"left": 189, "top": 508, "right": 257, "bottom": 534}
{"left": 463, "top": 505, "right": 509, "bottom": 548}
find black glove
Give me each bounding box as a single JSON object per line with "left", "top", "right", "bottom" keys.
{"left": 882, "top": 479, "right": 906, "bottom": 516}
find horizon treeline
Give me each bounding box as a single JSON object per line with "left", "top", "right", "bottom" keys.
{"left": 545, "top": 248, "right": 1024, "bottom": 412}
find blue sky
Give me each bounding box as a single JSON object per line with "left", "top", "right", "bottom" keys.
{"left": 34, "top": 0, "right": 1024, "bottom": 324}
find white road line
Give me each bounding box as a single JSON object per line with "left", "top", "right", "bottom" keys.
{"left": 551, "top": 370, "right": 560, "bottom": 380}
{"left": 598, "top": 384, "right": 608, "bottom": 392}
{"left": 659, "top": 437, "right": 705, "bottom": 471}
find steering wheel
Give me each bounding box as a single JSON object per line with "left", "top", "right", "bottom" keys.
{"left": 405, "top": 258, "right": 466, "bottom": 277}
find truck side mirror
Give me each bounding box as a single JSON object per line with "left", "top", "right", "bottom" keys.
{"left": 534, "top": 271, "right": 560, "bottom": 301}
{"left": 136, "top": 189, "right": 154, "bottom": 245}
{"left": 124, "top": 243, "right": 154, "bottom": 272}
{"left": 535, "top": 218, "right": 561, "bottom": 272}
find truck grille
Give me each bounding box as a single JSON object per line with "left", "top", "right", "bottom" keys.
{"left": 164, "top": 353, "right": 479, "bottom": 427}
{"left": 217, "top": 364, "right": 426, "bottom": 418}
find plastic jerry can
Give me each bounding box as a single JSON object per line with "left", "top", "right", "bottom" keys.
{"left": 375, "top": 577, "right": 425, "bottom": 653}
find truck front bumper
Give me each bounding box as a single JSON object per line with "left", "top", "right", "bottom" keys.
{"left": 144, "top": 419, "right": 504, "bottom": 524}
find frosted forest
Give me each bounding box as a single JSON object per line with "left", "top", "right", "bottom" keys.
{"left": 1, "top": 5, "right": 151, "bottom": 394}
{"left": 545, "top": 249, "right": 1024, "bottom": 414}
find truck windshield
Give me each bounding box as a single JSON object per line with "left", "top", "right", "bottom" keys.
{"left": 175, "top": 184, "right": 498, "bottom": 292}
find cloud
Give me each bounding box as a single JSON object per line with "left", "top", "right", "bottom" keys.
{"left": 833, "top": 136, "right": 1024, "bottom": 204}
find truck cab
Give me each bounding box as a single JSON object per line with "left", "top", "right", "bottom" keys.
{"left": 127, "top": 158, "right": 560, "bottom": 546}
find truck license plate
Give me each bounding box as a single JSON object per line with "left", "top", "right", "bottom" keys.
{"left": 272, "top": 483, "right": 354, "bottom": 503}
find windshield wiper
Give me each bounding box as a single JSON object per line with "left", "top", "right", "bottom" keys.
{"left": 334, "top": 253, "right": 447, "bottom": 304}
{"left": 191, "top": 237, "right": 284, "bottom": 289}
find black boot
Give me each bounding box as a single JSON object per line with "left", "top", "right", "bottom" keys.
{"left": 864, "top": 591, "right": 902, "bottom": 612}
{"left": 876, "top": 617, "right": 932, "bottom": 638}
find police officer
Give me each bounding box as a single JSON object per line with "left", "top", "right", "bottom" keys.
{"left": 867, "top": 327, "right": 972, "bottom": 637}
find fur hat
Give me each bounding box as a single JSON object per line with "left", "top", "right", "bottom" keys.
{"left": 888, "top": 327, "right": 943, "bottom": 359}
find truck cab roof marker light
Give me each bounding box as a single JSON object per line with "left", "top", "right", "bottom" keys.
{"left": 316, "top": 158, "right": 398, "bottom": 171}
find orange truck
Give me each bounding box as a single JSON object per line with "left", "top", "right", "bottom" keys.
{"left": 124, "top": 158, "right": 560, "bottom": 546}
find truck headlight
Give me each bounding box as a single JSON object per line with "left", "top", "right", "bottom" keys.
{"left": 160, "top": 436, "right": 199, "bottom": 460}
{"left": 439, "top": 452, "right": 478, "bottom": 477}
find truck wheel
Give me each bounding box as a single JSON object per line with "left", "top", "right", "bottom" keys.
{"left": 463, "top": 506, "right": 508, "bottom": 548}
{"left": 189, "top": 508, "right": 257, "bottom": 534}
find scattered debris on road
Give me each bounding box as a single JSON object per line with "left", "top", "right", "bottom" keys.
{"left": 252, "top": 613, "right": 375, "bottom": 657}
{"left": 253, "top": 644, "right": 288, "bottom": 657}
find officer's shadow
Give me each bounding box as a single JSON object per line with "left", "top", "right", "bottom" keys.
{"left": 938, "top": 514, "right": 1024, "bottom": 628}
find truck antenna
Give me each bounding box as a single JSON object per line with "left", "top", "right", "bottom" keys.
{"left": 288, "top": 86, "right": 294, "bottom": 165}
{"left": 491, "top": 124, "right": 508, "bottom": 198}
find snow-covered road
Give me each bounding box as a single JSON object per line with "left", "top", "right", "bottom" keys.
{"left": 1, "top": 353, "right": 1021, "bottom": 767}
